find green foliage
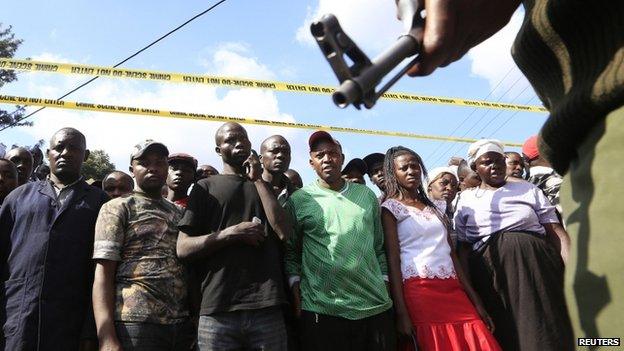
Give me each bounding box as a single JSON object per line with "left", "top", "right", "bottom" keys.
{"left": 0, "top": 23, "right": 28, "bottom": 129}
{"left": 82, "top": 149, "right": 116, "bottom": 181}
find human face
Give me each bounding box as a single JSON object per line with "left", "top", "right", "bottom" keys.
{"left": 505, "top": 153, "right": 525, "bottom": 178}
{"left": 429, "top": 173, "right": 458, "bottom": 203}
{"left": 216, "top": 126, "right": 251, "bottom": 166}
{"left": 309, "top": 140, "right": 344, "bottom": 185}
{"left": 457, "top": 167, "right": 480, "bottom": 190}
{"left": 0, "top": 161, "right": 18, "bottom": 202}
{"left": 47, "top": 132, "right": 88, "bottom": 183}
{"left": 342, "top": 169, "right": 365, "bottom": 185}
{"left": 369, "top": 162, "right": 385, "bottom": 192}
{"left": 130, "top": 150, "right": 168, "bottom": 195}
{"left": 474, "top": 152, "right": 506, "bottom": 187}
{"left": 6, "top": 148, "right": 33, "bottom": 186}
{"left": 167, "top": 161, "right": 195, "bottom": 193}
{"left": 260, "top": 137, "right": 291, "bottom": 174}
{"left": 102, "top": 173, "right": 133, "bottom": 199}
{"left": 393, "top": 154, "right": 422, "bottom": 192}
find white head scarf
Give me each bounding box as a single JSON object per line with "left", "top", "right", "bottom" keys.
{"left": 427, "top": 166, "right": 458, "bottom": 186}
{"left": 467, "top": 139, "right": 504, "bottom": 165}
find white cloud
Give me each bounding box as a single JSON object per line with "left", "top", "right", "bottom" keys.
{"left": 18, "top": 42, "right": 309, "bottom": 178}
{"left": 296, "top": 0, "right": 404, "bottom": 54}
{"left": 467, "top": 9, "right": 534, "bottom": 99}
{"left": 200, "top": 42, "right": 275, "bottom": 80}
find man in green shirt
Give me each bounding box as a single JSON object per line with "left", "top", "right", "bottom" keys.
{"left": 285, "top": 131, "right": 394, "bottom": 351}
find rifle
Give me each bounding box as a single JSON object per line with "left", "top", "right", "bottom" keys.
{"left": 310, "top": 0, "right": 424, "bottom": 109}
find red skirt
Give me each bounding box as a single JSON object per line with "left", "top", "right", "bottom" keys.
{"left": 401, "top": 277, "right": 501, "bottom": 351}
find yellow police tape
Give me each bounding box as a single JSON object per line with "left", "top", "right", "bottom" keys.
{"left": 0, "top": 94, "right": 522, "bottom": 146}
{"left": 0, "top": 58, "right": 547, "bottom": 113}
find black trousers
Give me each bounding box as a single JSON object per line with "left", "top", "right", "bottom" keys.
{"left": 301, "top": 309, "right": 396, "bottom": 351}
{"left": 469, "top": 231, "right": 574, "bottom": 351}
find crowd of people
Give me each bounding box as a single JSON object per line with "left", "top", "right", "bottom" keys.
{"left": 0, "top": 120, "right": 578, "bottom": 351}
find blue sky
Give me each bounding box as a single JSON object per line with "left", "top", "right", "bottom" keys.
{"left": 1, "top": 0, "right": 545, "bottom": 186}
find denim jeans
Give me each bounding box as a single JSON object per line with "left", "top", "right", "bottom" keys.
{"left": 115, "top": 319, "right": 196, "bottom": 351}
{"left": 197, "top": 307, "right": 287, "bottom": 351}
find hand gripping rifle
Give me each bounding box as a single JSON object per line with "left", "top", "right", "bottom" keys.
{"left": 310, "top": 0, "right": 424, "bottom": 109}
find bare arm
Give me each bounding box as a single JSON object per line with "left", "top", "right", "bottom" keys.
{"left": 254, "top": 179, "right": 292, "bottom": 241}
{"left": 245, "top": 150, "right": 291, "bottom": 241}
{"left": 449, "top": 243, "right": 495, "bottom": 332}
{"left": 177, "top": 222, "right": 265, "bottom": 261}
{"left": 381, "top": 209, "right": 413, "bottom": 338}
{"left": 92, "top": 260, "right": 122, "bottom": 351}
{"left": 542, "top": 222, "right": 570, "bottom": 265}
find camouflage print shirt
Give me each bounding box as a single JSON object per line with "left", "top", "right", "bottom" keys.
{"left": 93, "top": 191, "right": 189, "bottom": 324}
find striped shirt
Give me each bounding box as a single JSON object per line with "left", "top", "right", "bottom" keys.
{"left": 285, "top": 180, "right": 392, "bottom": 320}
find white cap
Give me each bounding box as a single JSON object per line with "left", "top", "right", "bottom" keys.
{"left": 467, "top": 139, "right": 504, "bottom": 165}
{"left": 427, "top": 166, "right": 457, "bottom": 186}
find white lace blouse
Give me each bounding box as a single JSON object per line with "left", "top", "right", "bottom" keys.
{"left": 381, "top": 198, "right": 456, "bottom": 280}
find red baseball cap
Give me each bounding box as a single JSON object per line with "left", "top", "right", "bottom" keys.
{"left": 522, "top": 135, "right": 540, "bottom": 161}
{"left": 168, "top": 153, "right": 198, "bottom": 169}
{"left": 308, "top": 130, "right": 341, "bottom": 151}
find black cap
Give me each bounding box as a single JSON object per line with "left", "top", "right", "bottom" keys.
{"left": 363, "top": 153, "right": 385, "bottom": 175}
{"left": 341, "top": 158, "right": 367, "bottom": 175}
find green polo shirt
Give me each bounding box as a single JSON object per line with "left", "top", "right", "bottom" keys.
{"left": 285, "top": 180, "right": 392, "bottom": 320}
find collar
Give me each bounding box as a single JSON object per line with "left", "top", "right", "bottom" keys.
{"left": 48, "top": 175, "right": 84, "bottom": 191}
{"left": 530, "top": 166, "right": 555, "bottom": 176}
{"left": 315, "top": 179, "right": 349, "bottom": 194}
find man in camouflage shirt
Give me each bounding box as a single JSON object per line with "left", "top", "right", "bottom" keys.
{"left": 92, "top": 140, "right": 193, "bottom": 351}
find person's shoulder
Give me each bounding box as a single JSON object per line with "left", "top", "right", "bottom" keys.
{"left": 3, "top": 180, "right": 45, "bottom": 203}
{"left": 162, "top": 197, "right": 184, "bottom": 214}
{"left": 102, "top": 194, "right": 134, "bottom": 211}
{"left": 458, "top": 186, "right": 479, "bottom": 198}
{"left": 349, "top": 182, "right": 377, "bottom": 200}
{"left": 288, "top": 183, "right": 316, "bottom": 202}
{"left": 297, "top": 182, "right": 317, "bottom": 194}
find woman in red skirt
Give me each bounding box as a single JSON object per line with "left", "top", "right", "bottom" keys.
{"left": 380, "top": 146, "right": 500, "bottom": 351}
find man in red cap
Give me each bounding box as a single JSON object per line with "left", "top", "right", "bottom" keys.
{"left": 166, "top": 153, "right": 197, "bottom": 208}
{"left": 523, "top": 135, "right": 563, "bottom": 216}
{"left": 285, "top": 131, "right": 394, "bottom": 350}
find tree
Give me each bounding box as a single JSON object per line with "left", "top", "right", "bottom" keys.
{"left": 0, "top": 23, "right": 27, "bottom": 130}
{"left": 82, "top": 149, "right": 116, "bottom": 181}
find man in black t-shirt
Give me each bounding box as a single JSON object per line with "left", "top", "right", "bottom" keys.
{"left": 177, "top": 122, "right": 291, "bottom": 351}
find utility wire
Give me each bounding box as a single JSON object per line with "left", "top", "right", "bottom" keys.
{"left": 487, "top": 96, "right": 538, "bottom": 139}
{"left": 432, "top": 85, "right": 533, "bottom": 166}
{"left": 469, "top": 84, "right": 532, "bottom": 138}
{"left": 0, "top": 0, "right": 228, "bottom": 132}
{"left": 424, "top": 66, "right": 515, "bottom": 164}
{"left": 428, "top": 75, "right": 527, "bottom": 166}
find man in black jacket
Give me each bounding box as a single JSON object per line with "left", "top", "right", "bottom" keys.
{"left": 0, "top": 127, "right": 108, "bottom": 350}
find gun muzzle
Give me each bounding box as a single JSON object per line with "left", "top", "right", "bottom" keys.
{"left": 333, "top": 35, "right": 419, "bottom": 109}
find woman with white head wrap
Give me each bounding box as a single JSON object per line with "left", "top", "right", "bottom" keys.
{"left": 427, "top": 167, "right": 458, "bottom": 214}
{"left": 453, "top": 139, "right": 574, "bottom": 350}
{"left": 466, "top": 139, "right": 505, "bottom": 167}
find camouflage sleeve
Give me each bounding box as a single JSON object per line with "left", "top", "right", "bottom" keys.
{"left": 93, "top": 200, "right": 127, "bottom": 261}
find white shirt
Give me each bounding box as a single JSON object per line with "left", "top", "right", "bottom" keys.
{"left": 454, "top": 179, "right": 559, "bottom": 250}
{"left": 381, "top": 199, "right": 456, "bottom": 281}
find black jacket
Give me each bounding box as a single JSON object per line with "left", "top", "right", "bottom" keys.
{"left": 0, "top": 180, "right": 107, "bottom": 351}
